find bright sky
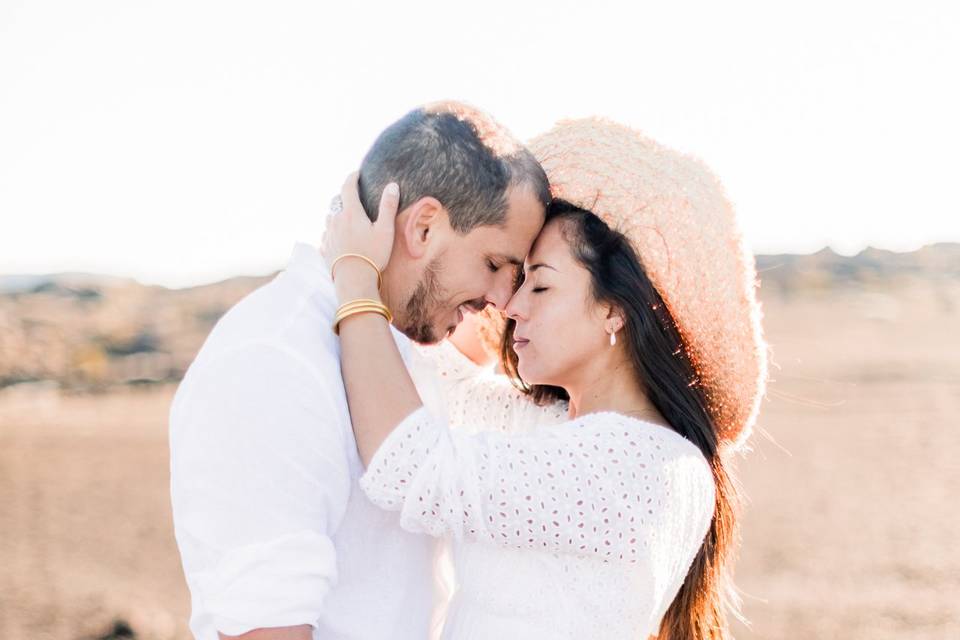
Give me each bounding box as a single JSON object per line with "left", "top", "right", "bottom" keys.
{"left": 1, "top": 0, "right": 957, "bottom": 287}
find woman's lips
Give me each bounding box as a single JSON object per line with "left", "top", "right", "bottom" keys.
{"left": 513, "top": 338, "right": 530, "bottom": 352}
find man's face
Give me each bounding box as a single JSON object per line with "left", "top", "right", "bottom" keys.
{"left": 396, "top": 184, "right": 546, "bottom": 344}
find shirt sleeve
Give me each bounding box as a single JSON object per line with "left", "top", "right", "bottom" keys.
{"left": 169, "top": 342, "right": 350, "bottom": 636}
{"left": 416, "top": 340, "right": 569, "bottom": 434}
{"left": 358, "top": 406, "right": 715, "bottom": 565}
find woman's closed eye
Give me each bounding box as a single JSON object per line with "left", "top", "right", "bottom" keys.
{"left": 532, "top": 286, "right": 549, "bottom": 294}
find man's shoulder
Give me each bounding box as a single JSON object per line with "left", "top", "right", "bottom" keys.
{"left": 193, "top": 270, "right": 338, "bottom": 372}
{"left": 169, "top": 272, "right": 348, "bottom": 435}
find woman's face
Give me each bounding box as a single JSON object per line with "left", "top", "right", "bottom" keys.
{"left": 504, "top": 217, "right": 613, "bottom": 387}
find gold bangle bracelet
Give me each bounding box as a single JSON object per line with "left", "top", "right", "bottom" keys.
{"left": 334, "top": 307, "right": 391, "bottom": 335}
{"left": 334, "top": 298, "right": 390, "bottom": 323}
{"left": 336, "top": 297, "right": 384, "bottom": 309}
{"left": 333, "top": 299, "right": 393, "bottom": 335}
{"left": 331, "top": 253, "right": 383, "bottom": 291}
{"left": 334, "top": 304, "right": 391, "bottom": 325}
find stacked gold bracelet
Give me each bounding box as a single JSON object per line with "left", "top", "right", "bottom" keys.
{"left": 329, "top": 253, "right": 390, "bottom": 335}
{"left": 333, "top": 298, "right": 393, "bottom": 335}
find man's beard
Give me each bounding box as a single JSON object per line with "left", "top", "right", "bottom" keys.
{"left": 397, "top": 257, "right": 447, "bottom": 345}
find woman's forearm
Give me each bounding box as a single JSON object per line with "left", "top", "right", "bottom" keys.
{"left": 334, "top": 262, "right": 423, "bottom": 467}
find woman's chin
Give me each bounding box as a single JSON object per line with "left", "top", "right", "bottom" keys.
{"left": 516, "top": 361, "right": 540, "bottom": 386}
{"left": 517, "top": 363, "right": 563, "bottom": 391}
{"left": 515, "top": 361, "right": 529, "bottom": 381}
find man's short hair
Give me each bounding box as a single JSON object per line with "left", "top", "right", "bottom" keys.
{"left": 358, "top": 101, "right": 550, "bottom": 233}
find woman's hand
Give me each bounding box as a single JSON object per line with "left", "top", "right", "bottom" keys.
{"left": 322, "top": 172, "right": 399, "bottom": 301}
{"left": 326, "top": 173, "right": 423, "bottom": 468}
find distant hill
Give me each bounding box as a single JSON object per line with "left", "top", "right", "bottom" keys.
{"left": 0, "top": 273, "right": 133, "bottom": 295}
{"left": 0, "top": 244, "right": 957, "bottom": 391}
{"left": 755, "top": 243, "right": 960, "bottom": 294}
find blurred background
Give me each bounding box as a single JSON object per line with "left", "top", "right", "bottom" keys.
{"left": 1, "top": 1, "right": 958, "bottom": 639}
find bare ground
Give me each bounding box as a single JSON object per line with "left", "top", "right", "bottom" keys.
{"left": 1, "top": 283, "right": 958, "bottom": 639}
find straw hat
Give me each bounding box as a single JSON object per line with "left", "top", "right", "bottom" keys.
{"left": 527, "top": 118, "right": 768, "bottom": 450}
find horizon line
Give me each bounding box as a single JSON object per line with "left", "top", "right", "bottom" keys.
{"left": 2, "top": 241, "right": 958, "bottom": 292}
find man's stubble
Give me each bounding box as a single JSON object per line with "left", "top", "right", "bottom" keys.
{"left": 398, "top": 256, "right": 446, "bottom": 345}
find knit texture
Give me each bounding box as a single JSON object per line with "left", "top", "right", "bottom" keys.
{"left": 359, "top": 341, "right": 715, "bottom": 639}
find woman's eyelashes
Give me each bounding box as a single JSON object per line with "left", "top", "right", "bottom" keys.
{"left": 532, "top": 286, "right": 548, "bottom": 294}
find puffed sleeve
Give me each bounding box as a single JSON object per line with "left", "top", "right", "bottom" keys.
{"left": 415, "top": 340, "right": 568, "bottom": 434}
{"left": 169, "top": 342, "right": 350, "bottom": 636}
{"left": 359, "top": 406, "right": 715, "bottom": 565}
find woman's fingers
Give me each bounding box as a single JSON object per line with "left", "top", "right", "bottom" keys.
{"left": 375, "top": 183, "right": 400, "bottom": 232}
{"left": 325, "top": 172, "right": 398, "bottom": 272}
{"left": 340, "top": 170, "right": 360, "bottom": 201}
{"left": 321, "top": 207, "right": 341, "bottom": 268}
{"left": 340, "top": 171, "right": 366, "bottom": 221}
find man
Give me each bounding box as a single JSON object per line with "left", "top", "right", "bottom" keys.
{"left": 169, "top": 102, "right": 549, "bottom": 640}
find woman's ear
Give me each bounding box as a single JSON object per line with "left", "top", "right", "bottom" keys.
{"left": 399, "top": 196, "right": 444, "bottom": 260}
{"left": 603, "top": 304, "right": 626, "bottom": 334}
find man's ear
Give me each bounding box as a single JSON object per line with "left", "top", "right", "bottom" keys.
{"left": 399, "top": 196, "right": 444, "bottom": 260}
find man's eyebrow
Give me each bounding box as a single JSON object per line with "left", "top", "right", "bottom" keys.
{"left": 491, "top": 253, "right": 524, "bottom": 267}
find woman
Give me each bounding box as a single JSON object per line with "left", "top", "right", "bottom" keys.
{"left": 322, "top": 119, "right": 768, "bottom": 639}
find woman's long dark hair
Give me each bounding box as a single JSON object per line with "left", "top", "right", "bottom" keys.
{"left": 499, "top": 199, "right": 744, "bottom": 639}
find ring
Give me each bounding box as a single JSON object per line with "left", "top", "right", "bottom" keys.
{"left": 329, "top": 195, "right": 343, "bottom": 215}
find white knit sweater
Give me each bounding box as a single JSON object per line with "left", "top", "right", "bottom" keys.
{"left": 359, "top": 341, "right": 715, "bottom": 640}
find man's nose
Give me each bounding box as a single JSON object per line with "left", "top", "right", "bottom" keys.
{"left": 485, "top": 271, "right": 515, "bottom": 311}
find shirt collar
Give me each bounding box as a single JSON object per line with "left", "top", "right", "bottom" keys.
{"left": 286, "top": 242, "right": 335, "bottom": 293}
{"left": 286, "top": 241, "right": 415, "bottom": 358}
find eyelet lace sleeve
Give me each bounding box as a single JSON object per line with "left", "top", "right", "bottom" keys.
{"left": 414, "top": 341, "right": 568, "bottom": 434}
{"left": 359, "top": 406, "right": 715, "bottom": 564}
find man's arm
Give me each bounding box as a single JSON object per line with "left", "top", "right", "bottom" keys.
{"left": 171, "top": 341, "right": 350, "bottom": 638}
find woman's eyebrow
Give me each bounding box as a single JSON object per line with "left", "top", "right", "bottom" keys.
{"left": 527, "top": 263, "right": 557, "bottom": 272}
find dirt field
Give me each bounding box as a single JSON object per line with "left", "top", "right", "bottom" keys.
{"left": 1, "top": 281, "right": 958, "bottom": 639}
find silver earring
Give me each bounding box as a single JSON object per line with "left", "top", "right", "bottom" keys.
{"left": 609, "top": 331, "right": 617, "bottom": 346}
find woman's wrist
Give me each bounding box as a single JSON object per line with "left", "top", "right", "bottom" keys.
{"left": 333, "top": 260, "right": 382, "bottom": 303}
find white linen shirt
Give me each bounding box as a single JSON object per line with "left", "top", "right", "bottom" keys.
{"left": 169, "top": 242, "right": 441, "bottom": 640}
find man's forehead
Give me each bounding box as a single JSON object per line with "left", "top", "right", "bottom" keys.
{"left": 480, "top": 220, "right": 538, "bottom": 263}
{"left": 502, "top": 199, "right": 546, "bottom": 259}
{"left": 504, "top": 183, "right": 547, "bottom": 230}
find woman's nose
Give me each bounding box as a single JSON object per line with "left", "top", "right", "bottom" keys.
{"left": 504, "top": 287, "right": 525, "bottom": 321}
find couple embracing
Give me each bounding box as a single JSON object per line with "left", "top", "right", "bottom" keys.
{"left": 170, "top": 102, "right": 768, "bottom": 640}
